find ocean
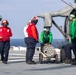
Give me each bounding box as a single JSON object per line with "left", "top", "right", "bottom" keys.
{"left": 10, "top": 39, "right": 66, "bottom": 48}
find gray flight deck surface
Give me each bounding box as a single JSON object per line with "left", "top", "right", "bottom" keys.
{"left": 0, "top": 50, "right": 76, "bottom": 75}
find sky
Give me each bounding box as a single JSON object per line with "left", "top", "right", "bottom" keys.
{"left": 0, "top": 0, "right": 76, "bottom": 39}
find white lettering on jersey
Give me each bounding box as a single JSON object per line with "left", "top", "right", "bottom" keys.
{"left": 0, "top": 29, "right": 2, "bottom": 32}
{"left": 7, "top": 29, "right": 10, "bottom": 32}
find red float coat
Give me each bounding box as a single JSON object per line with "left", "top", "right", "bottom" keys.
{"left": 0, "top": 26, "right": 12, "bottom": 42}
{"left": 24, "top": 22, "right": 39, "bottom": 41}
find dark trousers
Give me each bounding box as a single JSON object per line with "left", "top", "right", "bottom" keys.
{"left": 24, "top": 37, "right": 36, "bottom": 62}
{"left": 72, "top": 38, "right": 76, "bottom": 61}
{"left": 0, "top": 41, "right": 10, "bottom": 62}
{"left": 64, "top": 44, "right": 72, "bottom": 59}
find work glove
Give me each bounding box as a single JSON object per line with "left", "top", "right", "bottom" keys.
{"left": 36, "top": 41, "right": 39, "bottom": 43}
{"left": 40, "top": 43, "right": 44, "bottom": 46}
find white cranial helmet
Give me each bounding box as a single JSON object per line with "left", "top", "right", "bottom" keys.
{"left": 69, "top": 14, "right": 75, "bottom": 20}
{"left": 44, "top": 28, "right": 49, "bottom": 31}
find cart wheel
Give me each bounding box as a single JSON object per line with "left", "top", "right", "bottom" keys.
{"left": 60, "top": 49, "right": 66, "bottom": 63}
{"left": 39, "top": 53, "right": 43, "bottom": 64}
{"left": 55, "top": 54, "right": 59, "bottom": 63}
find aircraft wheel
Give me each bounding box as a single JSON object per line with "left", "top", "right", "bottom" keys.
{"left": 39, "top": 53, "right": 43, "bottom": 64}
{"left": 55, "top": 54, "right": 59, "bottom": 63}
{"left": 60, "top": 49, "right": 66, "bottom": 63}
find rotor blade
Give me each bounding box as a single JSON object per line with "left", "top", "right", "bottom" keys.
{"left": 61, "top": 0, "right": 74, "bottom": 8}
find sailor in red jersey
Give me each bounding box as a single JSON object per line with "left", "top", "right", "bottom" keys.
{"left": 24, "top": 16, "right": 39, "bottom": 64}
{"left": 0, "top": 20, "right": 12, "bottom": 64}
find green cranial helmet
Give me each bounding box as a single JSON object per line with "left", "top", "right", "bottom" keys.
{"left": 0, "top": 15, "right": 2, "bottom": 21}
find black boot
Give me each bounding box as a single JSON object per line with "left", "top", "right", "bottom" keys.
{"left": 64, "top": 58, "right": 72, "bottom": 64}
{"left": 71, "top": 61, "right": 76, "bottom": 65}
{"left": 2, "top": 61, "right": 7, "bottom": 64}
{"left": 26, "top": 60, "right": 36, "bottom": 64}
